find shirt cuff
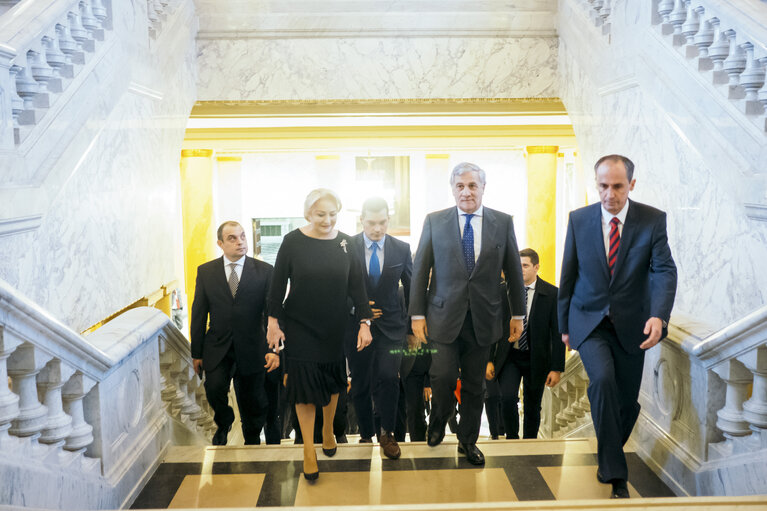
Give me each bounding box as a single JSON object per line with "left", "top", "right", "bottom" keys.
{"left": 511, "top": 315, "right": 525, "bottom": 320}
{"left": 412, "top": 315, "right": 426, "bottom": 320}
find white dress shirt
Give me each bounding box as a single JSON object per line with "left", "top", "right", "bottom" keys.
{"left": 601, "top": 201, "right": 629, "bottom": 259}
{"left": 362, "top": 233, "right": 385, "bottom": 272}
{"left": 513, "top": 279, "right": 536, "bottom": 349}
{"left": 457, "top": 205, "right": 483, "bottom": 262}
{"left": 223, "top": 254, "right": 245, "bottom": 280}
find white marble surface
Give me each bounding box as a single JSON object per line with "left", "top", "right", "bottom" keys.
{"left": 557, "top": 0, "right": 767, "bottom": 332}
{"left": 197, "top": 36, "right": 559, "bottom": 101}
{"left": 0, "top": 0, "right": 198, "bottom": 332}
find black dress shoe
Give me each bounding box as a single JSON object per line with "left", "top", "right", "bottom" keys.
{"left": 596, "top": 469, "right": 608, "bottom": 484}
{"left": 610, "top": 480, "right": 629, "bottom": 499}
{"left": 426, "top": 423, "right": 445, "bottom": 447}
{"left": 212, "top": 424, "right": 231, "bottom": 446}
{"left": 336, "top": 434, "right": 348, "bottom": 444}
{"left": 457, "top": 442, "right": 485, "bottom": 465}
{"left": 359, "top": 437, "right": 373, "bottom": 443}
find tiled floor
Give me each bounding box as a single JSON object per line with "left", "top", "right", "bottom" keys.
{"left": 131, "top": 438, "right": 675, "bottom": 508}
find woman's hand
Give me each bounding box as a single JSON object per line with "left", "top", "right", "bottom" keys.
{"left": 266, "top": 316, "right": 285, "bottom": 353}
{"left": 357, "top": 321, "right": 373, "bottom": 351}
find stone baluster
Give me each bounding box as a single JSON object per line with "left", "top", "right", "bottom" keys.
{"left": 658, "top": 0, "right": 675, "bottom": 24}
{"left": 147, "top": 0, "right": 159, "bottom": 25}
{"left": 56, "top": 22, "right": 83, "bottom": 67}
{"left": 708, "top": 24, "right": 731, "bottom": 72}
{"left": 62, "top": 372, "right": 96, "bottom": 454}
{"left": 8, "top": 66, "right": 25, "bottom": 129}
{"left": 159, "top": 345, "right": 180, "bottom": 413}
{"left": 722, "top": 33, "right": 747, "bottom": 86}
{"left": 711, "top": 360, "right": 752, "bottom": 441}
{"left": 91, "top": 0, "right": 107, "bottom": 24}
{"left": 740, "top": 46, "right": 766, "bottom": 103}
{"left": 175, "top": 363, "right": 203, "bottom": 421}
{"left": 26, "top": 48, "right": 54, "bottom": 109}
{"left": 68, "top": 9, "right": 93, "bottom": 54}
{"left": 12, "top": 61, "right": 39, "bottom": 124}
{"left": 0, "top": 329, "right": 22, "bottom": 450}
{"left": 668, "top": 0, "right": 687, "bottom": 36}
{"left": 42, "top": 32, "right": 67, "bottom": 86}
{"left": 599, "top": 0, "right": 611, "bottom": 24}
{"left": 37, "top": 359, "right": 75, "bottom": 457}
{"left": 7, "top": 344, "right": 52, "bottom": 456}
{"left": 681, "top": 2, "right": 700, "bottom": 47}
{"left": 80, "top": 0, "right": 105, "bottom": 42}
{"left": 738, "top": 347, "right": 767, "bottom": 448}
{"left": 694, "top": 14, "right": 715, "bottom": 58}
{"left": 757, "top": 58, "right": 767, "bottom": 113}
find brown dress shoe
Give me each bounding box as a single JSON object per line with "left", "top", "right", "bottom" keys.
{"left": 379, "top": 432, "right": 401, "bottom": 460}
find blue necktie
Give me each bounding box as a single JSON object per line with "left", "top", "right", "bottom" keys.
{"left": 369, "top": 242, "right": 381, "bottom": 286}
{"left": 462, "top": 213, "right": 475, "bottom": 274}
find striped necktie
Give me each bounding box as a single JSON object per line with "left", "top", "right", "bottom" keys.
{"left": 608, "top": 217, "right": 621, "bottom": 276}
{"left": 517, "top": 286, "right": 531, "bottom": 351}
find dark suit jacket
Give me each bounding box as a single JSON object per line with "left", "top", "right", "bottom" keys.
{"left": 409, "top": 206, "right": 526, "bottom": 346}
{"left": 353, "top": 233, "right": 412, "bottom": 340}
{"left": 190, "top": 256, "right": 274, "bottom": 374}
{"left": 493, "top": 277, "right": 565, "bottom": 385}
{"left": 558, "top": 200, "right": 677, "bottom": 354}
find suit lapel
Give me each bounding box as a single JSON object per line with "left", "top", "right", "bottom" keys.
{"left": 476, "top": 207, "right": 497, "bottom": 274}
{"left": 379, "top": 235, "right": 394, "bottom": 284}
{"left": 611, "top": 200, "right": 638, "bottom": 286}
{"left": 444, "top": 208, "right": 469, "bottom": 277}
{"left": 589, "top": 205, "right": 610, "bottom": 284}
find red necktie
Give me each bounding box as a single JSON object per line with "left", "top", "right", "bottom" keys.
{"left": 608, "top": 217, "right": 620, "bottom": 276}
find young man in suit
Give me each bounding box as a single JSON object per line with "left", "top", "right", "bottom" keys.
{"left": 410, "top": 162, "right": 526, "bottom": 465}
{"left": 559, "top": 155, "right": 677, "bottom": 498}
{"left": 191, "top": 221, "right": 279, "bottom": 446}
{"left": 345, "top": 197, "right": 412, "bottom": 459}
{"left": 487, "top": 248, "right": 565, "bottom": 439}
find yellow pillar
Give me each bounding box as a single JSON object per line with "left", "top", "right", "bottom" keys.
{"left": 525, "top": 146, "right": 559, "bottom": 283}
{"left": 180, "top": 149, "right": 217, "bottom": 316}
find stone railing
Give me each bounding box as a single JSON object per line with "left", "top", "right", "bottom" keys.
{"left": 0, "top": 0, "right": 113, "bottom": 147}
{"left": 652, "top": 0, "right": 767, "bottom": 132}
{"left": 147, "top": 0, "right": 183, "bottom": 40}
{"left": 0, "top": 278, "right": 213, "bottom": 509}
{"left": 576, "top": 0, "right": 614, "bottom": 34}
{"left": 539, "top": 352, "right": 591, "bottom": 439}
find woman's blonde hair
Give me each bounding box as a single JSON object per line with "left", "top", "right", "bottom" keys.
{"left": 303, "top": 188, "right": 342, "bottom": 219}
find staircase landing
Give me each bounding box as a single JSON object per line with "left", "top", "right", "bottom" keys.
{"left": 130, "top": 437, "right": 681, "bottom": 508}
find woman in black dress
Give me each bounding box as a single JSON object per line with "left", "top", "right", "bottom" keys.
{"left": 267, "top": 188, "right": 373, "bottom": 480}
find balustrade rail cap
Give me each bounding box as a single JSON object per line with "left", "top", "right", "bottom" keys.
{"left": 0, "top": 0, "right": 80, "bottom": 52}
{"left": 684, "top": 304, "right": 767, "bottom": 364}
{"left": 86, "top": 307, "right": 173, "bottom": 365}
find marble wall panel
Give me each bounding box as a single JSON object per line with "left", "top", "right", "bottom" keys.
{"left": 0, "top": 1, "right": 198, "bottom": 332}
{"left": 557, "top": 28, "right": 767, "bottom": 331}
{"left": 196, "top": 37, "right": 559, "bottom": 101}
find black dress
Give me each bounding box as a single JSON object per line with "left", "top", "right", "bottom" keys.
{"left": 268, "top": 229, "right": 372, "bottom": 407}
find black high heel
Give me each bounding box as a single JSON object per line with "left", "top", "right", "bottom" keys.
{"left": 322, "top": 446, "right": 337, "bottom": 457}
{"left": 303, "top": 470, "right": 319, "bottom": 481}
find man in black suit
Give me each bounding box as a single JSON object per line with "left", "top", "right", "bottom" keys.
{"left": 191, "top": 221, "right": 279, "bottom": 446}
{"left": 487, "top": 248, "right": 565, "bottom": 439}
{"left": 559, "top": 155, "right": 677, "bottom": 498}
{"left": 410, "top": 162, "right": 526, "bottom": 465}
{"left": 345, "top": 197, "right": 412, "bottom": 459}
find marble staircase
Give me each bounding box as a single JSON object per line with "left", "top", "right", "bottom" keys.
{"left": 0, "top": 278, "right": 215, "bottom": 509}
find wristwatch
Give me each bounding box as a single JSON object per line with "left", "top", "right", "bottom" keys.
{"left": 360, "top": 319, "right": 371, "bottom": 326}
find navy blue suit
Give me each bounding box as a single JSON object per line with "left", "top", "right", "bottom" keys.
{"left": 345, "top": 233, "right": 412, "bottom": 437}
{"left": 558, "top": 199, "right": 677, "bottom": 481}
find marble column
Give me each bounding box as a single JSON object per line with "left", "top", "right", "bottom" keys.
{"left": 525, "top": 146, "right": 559, "bottom": 282}
{"left": 179, "top": 149, "right": 217, "bottom": 314}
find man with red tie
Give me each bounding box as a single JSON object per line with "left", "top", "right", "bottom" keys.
{"left": 558, "top": 155, "right": 677, "bottom": 499}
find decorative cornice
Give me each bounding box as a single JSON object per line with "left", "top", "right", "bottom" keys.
{"left": 181, "top": 149, "right": 214, "bottom": 158}
{"left": 0, "top": 214, "right": 42, "bottom": 237}
{"left": 526, "top": 145, "right": 559, "bottom": 154}
{"left": 744, "top": 202, "right": 767, "bottom": 222}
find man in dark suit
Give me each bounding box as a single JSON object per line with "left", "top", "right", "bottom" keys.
{"left": 191, "top": 221, "right": 279, "bottom": 446}
{"left": 345, "top": 197, "right": 412, "bottom": 459}
{"left": 410, "top": 162, "right": 526, "bottom": 465}
{"left": 559, "top": 155, "right": 677, "bottom": 498}
{"left": 487, "top": 248, "right": 565, "bottom": 439}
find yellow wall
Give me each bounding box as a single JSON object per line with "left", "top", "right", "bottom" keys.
{"left": 525, "top": 146, "right": 559, "bottom": 283}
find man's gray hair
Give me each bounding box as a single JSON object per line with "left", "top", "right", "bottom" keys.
{"left": 303, "top": 188, "right": 342, "bottom": 218}
{"left": 450, "top": 162, "right": 486, "bottom": 185}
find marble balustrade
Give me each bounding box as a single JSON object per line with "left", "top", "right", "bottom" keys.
{"left": 0, "top": 0, "right": 111, "bottom": 147}
{"left": 0, "top": 278, "right": 214, "bottom": 508}
{"left": 540, "top": 353, "right": 590, "bottom": 439}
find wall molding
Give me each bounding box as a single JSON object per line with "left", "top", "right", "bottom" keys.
{"left": 0, "top": 214, "right": 41, "bottom": 237}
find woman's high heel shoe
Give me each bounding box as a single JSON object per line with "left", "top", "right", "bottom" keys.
{"left": 303, "top": 470, "right": 319, "bottom": 481}
{"left": 322, "top": 446, "right": 337, "bottom": 457}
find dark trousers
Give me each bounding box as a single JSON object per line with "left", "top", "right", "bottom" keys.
{"left": 346, "top": 326, "right": 404, "bottom": 437}
{"left": 430, "top": 311, "right": 490, "bottom": 444}
{"left": 497, "top": 348, "right": 545, "bottom": 439}
{"left": 250, "top": 367, "right": 281, "bottom": 444}
{"left": 403, "top": 355, "right": 430, "bottom": 441}
{"left": 578, "top": 318, "right": 645, "bottom": 481}
{"left": 484, "top": 377, "right": 504, "bottom": 438}
{"left": 204, "top": 348, "right": 267, "bottom": 444}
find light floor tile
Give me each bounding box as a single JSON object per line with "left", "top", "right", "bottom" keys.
{"left": 538, "top": 465, "right": 640, "bottom": 500}
{"left": 168, "top": 474, "right": 266, "bottom": 508}
{"left": 293, "top": 468, "right": 517, "bottom": 506}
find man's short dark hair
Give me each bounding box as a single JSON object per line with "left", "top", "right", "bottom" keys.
{"left": 361, "top": 197, "right": 389, "bottom": 218}
{"left": 594, "top": 154, "right": 635, "bottom": 182}
{"left": 217, "top": 221, "right": 242, "bottom": 241}
{"left": 519, "top": 248, "right": 539, "bottom": 266}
